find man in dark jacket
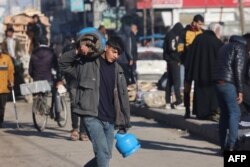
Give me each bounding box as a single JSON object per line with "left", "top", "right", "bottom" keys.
{"left": 185, "top": 23, "right": 223, "bottom": 119}
{"left": 213, "top": 35, "right": 250, "bottom": 152}
{"left": 29, "top": 37, "right": 60, "bottom": 83}
{"left": 130, "top": 24, "right": 138, "bottom": 83}
{"left": 177, "top": 14, "right": 204, "bottom": 118}
{"left": 242, "top": 34, "right": 250, "bottom": 110}
{"left": 59, "top": 31, "right": 130, "bottom": 167}
{"left": 117, "top": 24, "right": 134, "bottom": 85}
{"left": 29, "top": 37, "right": 63, "bottom": 121}
{"left": 27, "top": 15, "right": 47, "bottom": 50}
{"left": 62, "top": 42, "right": 88, "bottom": 141}
{"left": 163, "top": 22, "right": 184, "bottom": 109}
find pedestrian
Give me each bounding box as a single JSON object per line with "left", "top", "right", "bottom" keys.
{"left": 130, "top": 23, "right": 138, "bottom": 83}
{"left": 2, "top": 27, "right": 21, "bottom": 60}
{"left": 117, "top": 24, "right": 134, "bottom": 85}
{"left": 163, "top": 22, "right": 184, "bottom": 109}
{"left": 185, "top": 23, "right": 223, "bottom": 120}
{"left": 0, "top": 48, "right": 14, "bottom": 128}
{"left": 61, "top": 42, "right": 88, "bottom": 141}
{"left": 242, "top": 33, "right": 250, "bottom": 115}
{"left": 59, "top": 31, "right": 131, "bottom": 167}
{"left": 2, "top": 27, "right": 24, "bottom": 96}
{"left": 98, "top": 25, "right": 108, "bottom": 39}
{"left": 177, "top": 14, "right": 204, "bottom": 118}
{"left": 27, "top": 14, "right": 47, "bottom": 50}
{"left": 29, "top": 37, "right": 63, "bottom": 121}
{"left": 213, "top": 34, "right": 250, "bottom": 152}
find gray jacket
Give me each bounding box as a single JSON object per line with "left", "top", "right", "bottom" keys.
{"left": 59, "top": 50, "right": 131, "bottom": 128}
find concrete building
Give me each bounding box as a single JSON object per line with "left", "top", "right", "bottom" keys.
{"left": 135, "top": 0, "right": 250, "bottom": 36}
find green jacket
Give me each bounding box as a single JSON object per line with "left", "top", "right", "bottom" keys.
{"left": 59, "top": 50, "right": 131, "bottom": 128}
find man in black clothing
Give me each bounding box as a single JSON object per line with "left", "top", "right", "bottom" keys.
{"left": 213, "top": 34, "right": 250, "bottom": 151}
{"left": 29, "top": 37, "right": 63, "bottom": 121}
{"left": 163, "top": 22, "right": 184, "bottom": 109}
{"left": 117, "top": 24, "right": 134, "bottom": 85}
{"left": 27, "top": 15, "right": 47, "bottom": 49}
{"left": 130, "top": 24, "right": 138, "bottom": 83}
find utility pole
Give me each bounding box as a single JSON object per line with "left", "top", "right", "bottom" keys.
{"left": 150, "top": 0, "right": 154, "bottom": 46}
{"left": 238, "top": 0, "right": 245, "bottom": 35}
{"left": 116, "top": 0, "right": 120, "bottom": 30}
{"left": 93, "top": 0, "right": 108, "bottom": 28}
{"left": 143, "top": 7, "right": 147, "bottom": 37}
{"left": 219, "top": 0, "right": 224, "bottom": 22}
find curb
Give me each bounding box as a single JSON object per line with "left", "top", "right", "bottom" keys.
{"left": 130, "top": 104, "right": 220, "bottom": 145}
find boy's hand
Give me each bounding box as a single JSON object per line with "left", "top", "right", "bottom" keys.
{"left": 237, "top": 92, "right": 243, "bottom": 104}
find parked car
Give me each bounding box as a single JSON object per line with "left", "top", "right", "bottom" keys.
{"left": 136, "top": 46, "right": 166, "bottom": 82}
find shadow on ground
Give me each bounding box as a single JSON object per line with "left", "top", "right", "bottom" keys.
{"left": 139, "top": 139, "right": 220, "bottom": 157}
{"left": 2, "top": 121, "right": 69, "bottom": 140}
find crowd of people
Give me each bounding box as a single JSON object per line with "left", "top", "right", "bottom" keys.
{"left": 1, "top": 12, "right": 250, "bottom": 166}
{"left": 163, "top": 14, "right": 250, "bottom": 153}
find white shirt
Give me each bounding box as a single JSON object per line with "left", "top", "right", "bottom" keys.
{"left": 6, "top": 37, "right": 16, "bottom": 59}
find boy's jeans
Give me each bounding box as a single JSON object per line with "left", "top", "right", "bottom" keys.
{"left": 83, "top": 116, "right": 114, "bottom": 167}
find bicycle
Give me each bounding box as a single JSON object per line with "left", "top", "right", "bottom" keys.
{"left": 20, "top": 80, "right": 68, "bottom": 131}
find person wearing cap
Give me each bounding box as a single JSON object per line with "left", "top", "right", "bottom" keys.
{"left": 59, "top": 32, "right": 130, "bottom": 167}
{"left": 0, "top": 48, "right": 14, "bottom": 128}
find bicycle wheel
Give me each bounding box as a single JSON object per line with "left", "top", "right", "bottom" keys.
{"left": 56, "top": 95, "right": 68, "bottom": 127}
{"left": 32, "top": 94, "right": 48, "bottom": 131}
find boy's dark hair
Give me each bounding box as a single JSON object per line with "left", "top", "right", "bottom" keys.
{"left": 193, "top": 14, "right": 204, "bottom": 23}
{"left": 106, "top": 36, "right": 123, "bottom": 54}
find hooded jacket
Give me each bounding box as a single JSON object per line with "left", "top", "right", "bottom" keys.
{"left": 213, "top": 35, "right": 247, "bottom": 92}
{"left": 163, "top": 22, "right": 183, "bottom": 62}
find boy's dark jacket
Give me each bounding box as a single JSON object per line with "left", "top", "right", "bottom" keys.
{"left": 59, "top": 50, "right": 131, "bottom": 129}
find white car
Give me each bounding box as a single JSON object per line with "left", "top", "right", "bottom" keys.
{"left": 136, "top": 46, "right": 166, "bottom": 82}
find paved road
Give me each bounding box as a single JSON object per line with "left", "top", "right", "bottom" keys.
{"left": 0, "top": 100, "right": 223, "bottom": 167}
